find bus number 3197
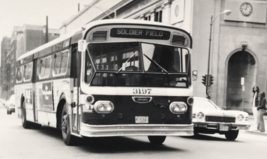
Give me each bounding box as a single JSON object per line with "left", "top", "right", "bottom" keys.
{"left": 133, "top": 88, "right": 152, "bottom": 95}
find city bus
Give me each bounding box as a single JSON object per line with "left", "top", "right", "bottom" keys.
{"left": 15, "top": 19, "right": 194, "bottom": 146}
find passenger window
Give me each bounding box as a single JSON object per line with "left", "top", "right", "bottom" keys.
{"left": 61, "top": 51, "right": 69, "bottom": 73}
{"left": 16, "top": 66, "right": 23, "bottom": 83}
{"left": 39, "top": 56, "right": 52, "bottom": 79}
{"left": 24, "top": 62, "right": 33, "bottom": 82}
{"left": 53, "top": 50, "right": 69, "bottom": 76}
{"left": 85, "top": 52, "right": 95, "bottom": 83}
{"left": 54, "top": 53, "right": 61, "bottom": 74}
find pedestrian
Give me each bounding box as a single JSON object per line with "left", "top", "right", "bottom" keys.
{"left": 257, "top": 92, "right": 266, "bottom": 132}
{"left": 251, "top": 86, "right": 260, "bottom": 130}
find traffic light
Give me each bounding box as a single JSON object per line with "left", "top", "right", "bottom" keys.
{"left": 210, "top": 75, "right": 214, "bottom": 86}
{"left": 202, "top": 75, "right": 207, "bottom": 86}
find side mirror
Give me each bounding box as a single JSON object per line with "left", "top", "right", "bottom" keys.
{"left": 78, "top": 40, "right": 86, "bottom": 52}
{"left": 192, "top": 70, "right": 198, "bottom": 81}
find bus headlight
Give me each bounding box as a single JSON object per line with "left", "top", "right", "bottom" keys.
{"left": 169, "top": 102, "right": 188, "bottom": 114}
{"left": 94, "top": 101, "right": 114, "bottom": 114}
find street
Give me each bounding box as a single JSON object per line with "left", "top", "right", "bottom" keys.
{"left": 0, "top": 106, "right": 266, "bottom": 159}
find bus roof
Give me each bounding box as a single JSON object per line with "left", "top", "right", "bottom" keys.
{"left": 17, "top": 19, "right": 192, "bottom": 62}
{"left": 17, "top": 28, "right": 82, "bottom": 61}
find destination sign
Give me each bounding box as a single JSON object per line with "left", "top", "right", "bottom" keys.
{"left": 110, "top": 28, "right": 171, "bottom": 40}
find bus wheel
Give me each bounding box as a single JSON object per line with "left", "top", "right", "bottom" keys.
{"left": 21, "top": 104, "right": 32, "bottom": 129}
{"left": 148, "top": 136, "right": 166, "bottom": 145}
{"left": 225, "top": 130, "right": 239, "bottom": 141}
{"left": 61, "top": 103, "right": 76, "bottom": 146}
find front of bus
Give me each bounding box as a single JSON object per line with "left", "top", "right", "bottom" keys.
{"left": 79, "top": 21, "right": 193, "bottom": 144}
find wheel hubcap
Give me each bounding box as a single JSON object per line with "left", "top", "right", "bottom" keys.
{"left": 61, "top": 113, "right": 68, "bottom": 134}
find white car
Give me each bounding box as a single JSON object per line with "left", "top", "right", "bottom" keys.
{"left": 6, "top": 94, "right": 15, "bottom": 115}
{"left": 193, "top": 97, "right": 250, "bottom": 140}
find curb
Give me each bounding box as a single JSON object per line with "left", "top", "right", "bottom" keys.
{"left": 246, "top": 130, "right": 267, "bottom": 136}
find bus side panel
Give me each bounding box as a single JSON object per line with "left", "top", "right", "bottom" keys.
{"left": 14, "top": 85, "right": 22, "bottom": 118}
{"left": 51, "top": 78, "right": 72, "bottom": 128}
{"left": 35, "top": 80, "right": 53, "bottom": 126}
{"left": 23, "top": 83, "right": 35, "bottom": 122}
{"left": 14, "top": 83, "right": 34, "bottom": 122}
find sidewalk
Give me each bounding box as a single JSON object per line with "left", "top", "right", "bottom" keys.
{"left": 246, "top": 115, "right": 267, "bottom": 136}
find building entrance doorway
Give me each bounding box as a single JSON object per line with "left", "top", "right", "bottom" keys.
{"left": 226, "top": 51, "right": 256, "bottom": 113}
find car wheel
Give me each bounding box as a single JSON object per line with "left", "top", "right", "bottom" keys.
{"left": 225, "top": 130, "right": 239, "bottom": 141}
{"left": 61, "top": 103, "right": 77, "bottom": 146}
{"left": 7, "top": 110, "right": 10, "bottom": 115}
{"left": 21, "top": 103, "right": 32, "bottom": 129}
{"left": 148, "top": 136, "right": 166, "bottom": 145}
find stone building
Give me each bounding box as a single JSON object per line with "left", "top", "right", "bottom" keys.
{"left": 60, "top": 0, "right": 267, "bottom": 113}
{"left": 0, "top": 37, "right": 11, "bottom": 99}
{"left": 1, "top": 25, "right": 60, "bottom": 99}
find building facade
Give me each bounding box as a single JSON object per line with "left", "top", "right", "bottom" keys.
{"left": 1, "top": 25, "right": 60, "bottom": 99}
{"left": 60, "top": 0, "right": 267, "bottom": 113}
{"left": 0, "top": 37, "right": 11, "bottom": 99}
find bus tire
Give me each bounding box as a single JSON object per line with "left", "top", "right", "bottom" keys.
{"left": 225, "top": 130, "right": 239, "bottom": 141}
{"left": 61, "top": 103, "right": 76, "bottom": 146}
{"left": 148, "top": 136, "right": 166, "bottom": 145}
{"left": 21, "top": 103, "right": 32, "bottom": 129}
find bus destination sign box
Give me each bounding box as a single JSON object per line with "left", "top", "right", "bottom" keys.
{"left": 110, "top": 28, "right": 171, "bottom": 40}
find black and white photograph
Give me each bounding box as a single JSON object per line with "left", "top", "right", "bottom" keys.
{"left": 0, "top": 0, "right": 266, "bottom": 159}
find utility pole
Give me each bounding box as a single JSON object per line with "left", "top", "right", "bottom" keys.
{"left": 46, "top": 16, "right": 49, "bottom": 43}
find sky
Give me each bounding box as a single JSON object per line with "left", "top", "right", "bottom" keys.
{"left": 0, "top": 0, "right": 94, "bottom": 39}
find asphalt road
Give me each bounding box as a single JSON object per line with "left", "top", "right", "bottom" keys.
{"left": 0, "top": 106, "right": 266, "bottom": 159}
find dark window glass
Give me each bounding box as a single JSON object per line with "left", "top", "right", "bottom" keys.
{"left": 24, "top": 62, "right": 33, "bottom": 81}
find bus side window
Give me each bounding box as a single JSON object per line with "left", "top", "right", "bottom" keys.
{"left": 54, "top": 53, "right": 61, "bottom": 75}
{"left": 60, "top": 51, "right": 69, "bottom": 74}
{"left": 44, "top": 56, "right": 52, "bottom": 77}
{"left": 85, "top": 52, "right": 94, "bottom": 83}
{"left": 24, "top": 62, "right": 33, "bottom": 82}
{"left": 53, "top": 50, "right": 69, "bottom": 76}
{"left": 16, "top": 67, "right": 22, "bottom": 83}
{"left": 38, "top": 56, "right": 52, "bottom": 79}
{"left": 38, "top": 59, "right": 43, "bottom": 78}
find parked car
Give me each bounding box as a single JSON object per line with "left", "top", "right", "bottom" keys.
{"left": 193, "top": 97, "right": 250, "bottom": 140}
{"left": 0, "top": 98, "right": 5, "bottom": 107}
{"left": 6, "top": 94, "right": 15, "bottom": 115}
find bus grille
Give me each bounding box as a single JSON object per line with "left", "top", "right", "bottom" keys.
{"left": 205, "top": 116, "right": 235, "bottom": 123}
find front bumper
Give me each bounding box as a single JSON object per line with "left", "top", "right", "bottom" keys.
{"left": 80, "top": 123, "right": 194, "bottom": 137}
{"left": 194, "top": 122, "right": 250, "bottom": 132}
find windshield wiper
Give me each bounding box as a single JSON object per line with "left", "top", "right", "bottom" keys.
{"left": 143, "top": 53, "right": 169, "bottom": 74}
{"left": 117, "top": 51, "right": 137, "bottom": 73}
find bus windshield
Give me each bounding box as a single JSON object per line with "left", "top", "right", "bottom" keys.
{"left": 85, "top": 42, "right": 190, "bottom": 87}
{"left": 88, "top": 42, "right": 189, "bottom": 73}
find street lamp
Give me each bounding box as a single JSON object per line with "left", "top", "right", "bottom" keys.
{"left": 206, "top": 9, "right": 231, "bottom": 99}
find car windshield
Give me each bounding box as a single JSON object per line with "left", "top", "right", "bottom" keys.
{"left": 194, "top": 98, "right": 220, "bottom": 109}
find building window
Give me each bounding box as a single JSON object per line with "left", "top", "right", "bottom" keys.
{"left": 154, "top": 10, "right": 162, "bottom": 22}
{"left": 144, "top": 15, "right": 151, "bottom": 21}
